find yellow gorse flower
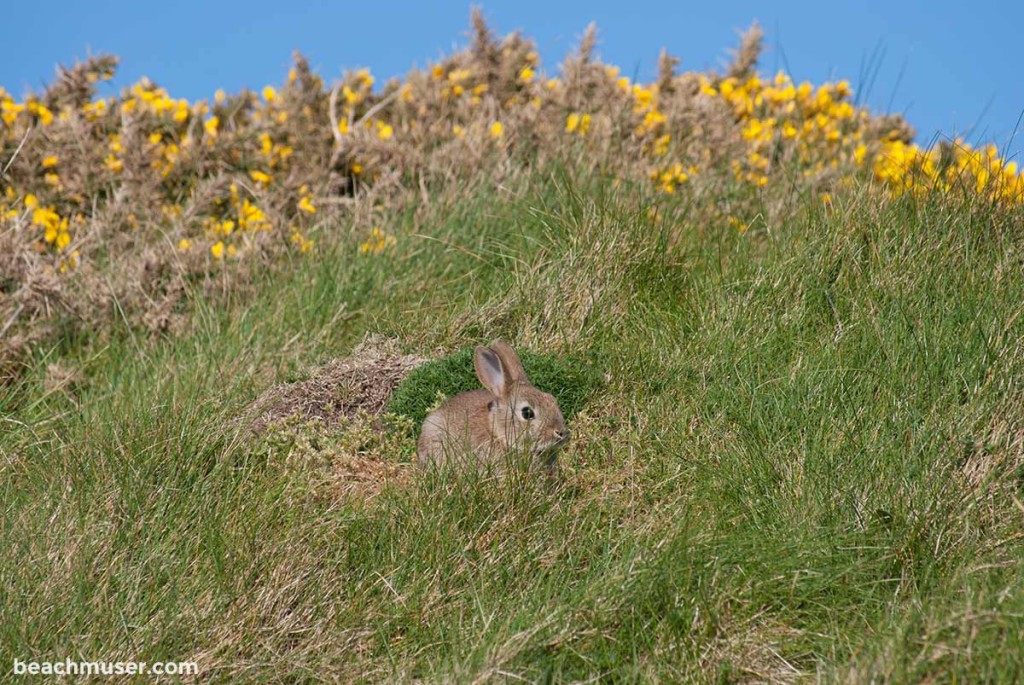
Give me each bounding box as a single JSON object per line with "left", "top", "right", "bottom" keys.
{"left": 249, "top": 170, "right": 272, "bottom": 187}
{"left": 566, "top": 112, "right": 591, "bottom": 135}
{"left": 290, "top": 227, "right": 314, "bottom": 253}
{"left": 359, "top": 226, "right": 396, "bottom": 255}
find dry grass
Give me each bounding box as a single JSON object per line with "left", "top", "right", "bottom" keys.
{"left": 242, "top": 334, "right": 425, "bottom": 435}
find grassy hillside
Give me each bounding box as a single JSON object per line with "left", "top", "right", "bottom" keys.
{"left": 2, "top": 12, "right": 1024, "bottom": 684}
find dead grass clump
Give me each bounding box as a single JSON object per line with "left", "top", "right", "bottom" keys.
{"left": 696, "top": 616, "right": 806, "bottom": 684}
{"left": 242, "top": 336, "right": 425, "bottom": 502}
{"left": 961, "top": 392, "right": 1024, "bottom": 498}
{"left": 243, "top": 335, "right": 425, "bottom": 435}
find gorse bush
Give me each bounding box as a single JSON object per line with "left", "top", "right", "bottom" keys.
{"left": 388, "top": 346, "right": 602, "bottom": 427}
{"left": 1, "top": 10, "right": 1022, "bottom": 383}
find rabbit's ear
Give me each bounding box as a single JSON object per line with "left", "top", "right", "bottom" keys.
{"left": 489, "top": 340, "right": 526, "bottom": 383}
{"left": 474, "top": 345, "right": 506, "bottom": 397}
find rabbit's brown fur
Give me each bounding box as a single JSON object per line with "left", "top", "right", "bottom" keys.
{"left": 417, "top": 341, "right": 569, "bottom": 467}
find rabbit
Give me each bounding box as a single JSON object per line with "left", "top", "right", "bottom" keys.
{"left": 417, "top": 340, "right": 569, "bottom": 468}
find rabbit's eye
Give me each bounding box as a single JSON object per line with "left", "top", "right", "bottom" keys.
{"left": 521, "top": 406, "right": 535, "bottom": 420}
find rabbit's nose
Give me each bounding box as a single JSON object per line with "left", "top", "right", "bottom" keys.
{"left": 555, "top": 428, "right": 569, "bottom": 441}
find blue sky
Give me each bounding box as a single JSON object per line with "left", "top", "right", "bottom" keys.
{"left": 3, "top": 1, "right": 1021, "bottom": 161}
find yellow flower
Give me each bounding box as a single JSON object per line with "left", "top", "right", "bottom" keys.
{"left": 178, "top": 238, "right": 192, "bottom": 251}
{"left": 41, "top": 156, "right": 58, "bottom": 168}
{"left": 262, "top": 86, "right": 277, "bottom": 103}
{"left": 82, "top": 100, "right": 107, "bottom": 120}
{"left": 58, "top": 250, "right": 80, "bottom": 274}
{"left": 170, "top": 101, "right": 188, "bottom": 124}
{"left": 377, "top": 123, "right": 394, "bottom": 140}
{"left": 632, "top": 85, "right": 654, "bottom": 111}
{"left": 654, "top": 134, "right": 671, "bottom": 156}
{"left": 567, "top": 112, "right": 592, "bottom": 135}
{"left": 518, "top": 66, "right": 535, "bottom": 82}
{"left": 249, "top": 170, "right": 272, "bottom": 187}
{"left": 211, "top": 241, "right": 225, "bottom": 259}
{"left": 290, "top": 228, "right": 315, "bottom": 253}
{"left": 1, "top": 100, "right": 26, "bottom": 126}
{"left": 161, "top": 204, "right": 183, "bottom": 221}
{"left": 238, "top": 199, "right": 271, "bottom": 232}
{"left": 28, "top": 101, "right": 54, "bottom": 125}
{"left": 489, "top": 121, "right": 504, "bottom": 139}
{"left": 742, "top": 118, "right": 770, "bottom": 142}
{"left": 854, "top": 143, "right": 868, "bottom": 165}
{"left": 359, "top": 226, "right": 396, "bottom": 255}
{"left": 204, "top": 116, "right": 219, "bottom": 137}
{"left": 635, "top": 109, "right": 666, "bottom": 136}
{"left": 298, "top": 194, "right": 316, "bottom": 214}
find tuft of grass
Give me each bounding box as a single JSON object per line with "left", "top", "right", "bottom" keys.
{"left": 387, "top": 346, "right": 602, "bottom": 427}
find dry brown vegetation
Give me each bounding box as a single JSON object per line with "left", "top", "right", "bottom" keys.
{"left": 5, "top": 12, "right": 1019, "bottom": 383}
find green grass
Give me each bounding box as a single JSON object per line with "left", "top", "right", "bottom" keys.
{"left": 2, "top": 170, "right": 1023, "bottom": 683}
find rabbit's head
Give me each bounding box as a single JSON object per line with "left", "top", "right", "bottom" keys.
{"left": 474, "top": 340, "right": 569, "bottom": 456}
